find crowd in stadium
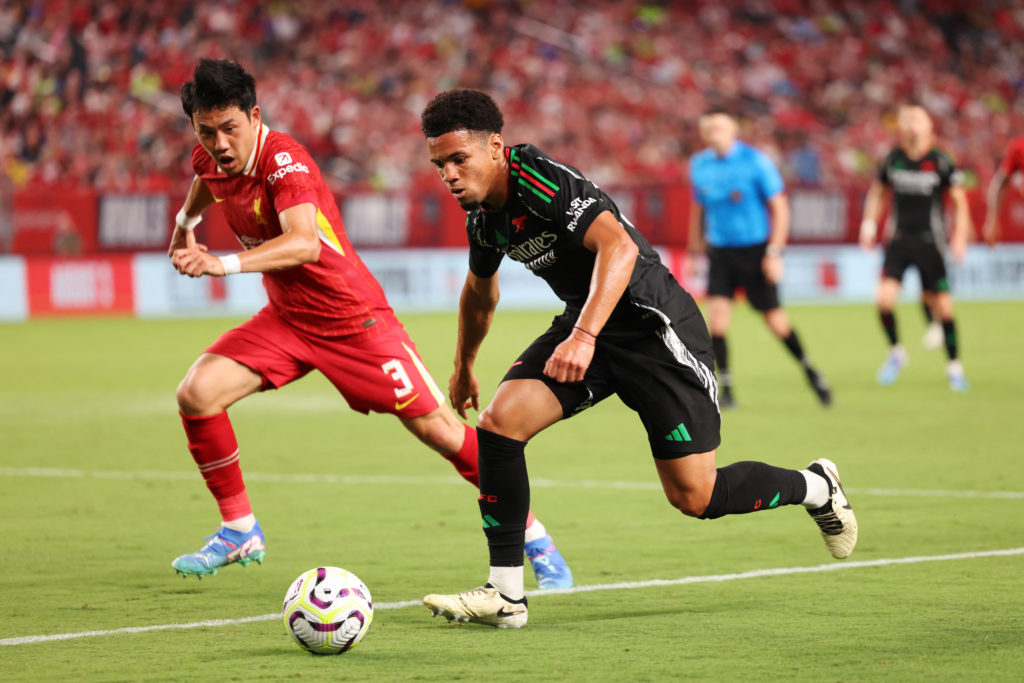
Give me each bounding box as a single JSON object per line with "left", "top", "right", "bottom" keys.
{"left": 2, "top": 0, "right": 1022, "bottom": 194}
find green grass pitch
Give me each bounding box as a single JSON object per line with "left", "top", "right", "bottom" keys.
{"left": 1, "top": 301, "right": 1022, "bottom": 680}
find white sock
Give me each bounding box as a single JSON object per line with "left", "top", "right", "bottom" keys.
{"left": 222, "top": 513, "right": 256, "bottom": 533}
{"left": 801, "top": 469, "right": 830, "bottom": 509}
{"left": 524, "top": 518, "right": 547, "bottom": 544}
{"left": 487, "top": 566, "right": 524, "bottom": 601}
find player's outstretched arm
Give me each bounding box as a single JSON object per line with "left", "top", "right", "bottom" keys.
{"left": 544, "top": 210, "right": 638, "bottom": 384}
{"left": 763, "top": 192, "right": 790, "bottom": 283}
{"left": 948, "top": 186, "right": 971, "bottom": 263}
{"left": 450, "top": 271, "right": 499, "bottom": 419}
{"left": 859, "top": 180, "right": 886, "bottom": 250}
{"left": 983, "top": 170, "right": 1007, "bottom": 247}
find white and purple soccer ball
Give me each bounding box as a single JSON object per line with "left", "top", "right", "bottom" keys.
{"left": 281, "top": 566, "right": 374, "bottom": 655}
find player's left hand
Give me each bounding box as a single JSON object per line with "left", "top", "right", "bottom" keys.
{"left": 762, "top": 253, "right": 784, "bottom": 284}
{"left": 171, "top": 244, "right": 220, "bottom": 278}
{"left": 544, "top": 334, "right": 595, "bottom": 383}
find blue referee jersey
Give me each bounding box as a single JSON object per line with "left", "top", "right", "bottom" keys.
{"left": 689, "top": 141, "right": 785, "bottom": 248}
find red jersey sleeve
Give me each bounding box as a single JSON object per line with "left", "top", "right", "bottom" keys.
{"left": 999, "top": 138, "right": 1024, "bottom": 176}
{"left": 263, "top": 144, "right": 320, "bottom": 213}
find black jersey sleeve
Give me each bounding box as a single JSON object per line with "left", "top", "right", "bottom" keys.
{"left": 515, "top": 145, "right": 615, "bottom": 245}
{"left": 466, "top": 211, "right": 504, "bottom": 278}
{"left": 877, "top": 150, "right": 896, "bottom": 185}
{"left": 936, "top": 151, "right": 964, "bottom": 189}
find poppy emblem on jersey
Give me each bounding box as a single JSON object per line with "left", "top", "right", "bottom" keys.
{"left": 512, "top": 215, "right": 527, "bottom": 232}
{"left": 730, "top": 190, "right": 743, "bottom": 202}
{"left": 275, "top": 152, "right": 293, "bottom": 166}
{"left": 919, "top": 160, "right": 936, "bottom": 172}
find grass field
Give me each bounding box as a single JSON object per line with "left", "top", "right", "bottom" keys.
{"left": 1, "top": 301, "right": 1022, "bottom": 680}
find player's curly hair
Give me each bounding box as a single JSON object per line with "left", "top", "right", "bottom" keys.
{"left": 420, "top": 89, "right": 504, "bottom": 138}
{"left": 181, "top": 58, "right": 257, "bottom": 119}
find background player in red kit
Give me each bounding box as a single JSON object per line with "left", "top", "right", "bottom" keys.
{"left": 167, "top": 59, "right": 572, "bottom": 588}
{"left": 983, "top": 136, "right": 1024, "bottom": 246}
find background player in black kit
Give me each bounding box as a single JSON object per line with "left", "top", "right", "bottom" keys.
{"left": 417, "top": 89, "right": 858, "bottom": 629}
{"left": 859, "top": 104, "right": 970, "bottom": 391}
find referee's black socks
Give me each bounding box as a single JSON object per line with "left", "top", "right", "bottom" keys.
{"left": 476, "top": 428, "right": 530, "bottom": 568}
{"left": 781, "top": 330, "right": 806, "bottom": 363}
{"left": 699, "top": 461, "right": 807, "bottom": 519}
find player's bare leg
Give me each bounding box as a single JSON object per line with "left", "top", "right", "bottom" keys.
{"left": 424, "top": 379, "right": 565, "bottom": 626}
{"left": 933, "top": 291, "right": 967, "bottom": 391}
{"left": 173, "top": 353, "right": 266, "bottom": 578}
{"left": 403, "top": 396, "right": 574, "bottom": 589}
{"left": 707, "top": 295, "right": 735, "bottom": 408}
{"left": 763, "top": 307, "right": 831, "bottom": 406}
{"left": 876, "top": 277, "right": 907, "bottom": 385}
{"left": 654, "top": 451, "right": 857, "bottom": 558}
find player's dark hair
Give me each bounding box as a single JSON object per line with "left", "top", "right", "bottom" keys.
{"left": 181, "top": 59, "right": 257, "bottom": 119}
{"left": 702, "top": 105, "right": 733, "bottom": 118}
{"left": 420, "top": 89, "right": 504, "bottom": 138}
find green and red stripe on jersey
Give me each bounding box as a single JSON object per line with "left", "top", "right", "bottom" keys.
{"left": 508, "top": 148, "right": 559, "bottom": 203}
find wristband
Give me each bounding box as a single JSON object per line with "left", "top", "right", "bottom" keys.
{"left": 572, "top": 334, "right": 595, "bottom": 347}
{"left": 766, "top": 244, "right": 783, "bottom": 257}
{"left": 860, "top": 218, "right": 877, "bottom": 241}
{"left": 175, "top": 208, "right": 202, "bottom": 231}
{"left": 573, "top": 325, "right": 597, "bottom": 339}
{"left": 218, "top": 254, "right": 242, "bottom": 275}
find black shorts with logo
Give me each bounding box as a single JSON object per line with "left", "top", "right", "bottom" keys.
{"left": 706, "top": 242, "right": 780, "bottom": 312}
{"left": 503, "top": 311, "right": 721, "bottom": 458}
{"left": 882, "top": 238, "right": 950, "bottom": 292}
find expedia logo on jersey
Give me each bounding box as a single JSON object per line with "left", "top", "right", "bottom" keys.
{"left": 267, "top": 161, "right": 310, "bottom": 185}
{"left": 889, "top": 169, "right": 940, "bottom": 196}
{"left": 565, "top": 196, "right": 597, "bottom": 232}
{"left": 507, "top": 231, "right": 559, "bottom": 271}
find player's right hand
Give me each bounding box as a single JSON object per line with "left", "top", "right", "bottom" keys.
{"left": 448, "top": 368, "right": 480, "bottom": 420}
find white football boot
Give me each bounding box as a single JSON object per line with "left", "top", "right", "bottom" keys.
{"left": 424, "top": 584, "right": 528, "bottom": 628}
{"left": 806, "top": 458, "right": 858, "bottom": 559}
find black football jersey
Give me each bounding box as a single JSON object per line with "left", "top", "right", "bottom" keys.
{"left": 466, "top": 144, "right": 699, "bottom": 336}
{"left": 877, "top": 147, "right": 963, "bottom": 243}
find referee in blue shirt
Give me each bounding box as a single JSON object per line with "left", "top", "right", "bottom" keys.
{"left": 688, "top": 110, "right": 831, "bottom": 408}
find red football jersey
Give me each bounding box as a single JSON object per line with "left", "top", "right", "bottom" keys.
{"left": 192, "top": 125, "right": 397, "bottom": 339}
{"left": 998, "top": 137, "right": 1024, "bottom": 177}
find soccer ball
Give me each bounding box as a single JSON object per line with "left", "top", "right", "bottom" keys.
{"left": 281, "top": 566, "right": 374, "bottom": 655}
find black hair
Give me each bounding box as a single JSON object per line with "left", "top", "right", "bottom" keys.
{"left": 420, "top": 89, "right": 504, "bottom": 138}
{"left": 702, "top": 105, "right": 733, "bottom": 118}
{"left": 180, "top": 58, "right": 257, "bottom": 119}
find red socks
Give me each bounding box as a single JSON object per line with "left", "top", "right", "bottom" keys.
{"left": 180, "top": 411, "right": 251, "bottom": 521}
{"left": 445, "top": 423, "right": 536, "bottom": 529}
{"left": 445, "top": 423, "right": 481, "bottom": 487}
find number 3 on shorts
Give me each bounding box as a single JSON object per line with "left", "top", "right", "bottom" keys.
{"left": 381, "top": 359, "right": 414, "bottom": 399}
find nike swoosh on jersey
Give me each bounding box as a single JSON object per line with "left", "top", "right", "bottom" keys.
{"left": 395, "top": 393, "right": 420, "bottom": 411}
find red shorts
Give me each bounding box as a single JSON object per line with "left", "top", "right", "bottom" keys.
{"left": 206, "top": 306, "right": 445, "bottom": 418}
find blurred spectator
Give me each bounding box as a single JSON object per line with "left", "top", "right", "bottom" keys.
{"left": 2, "top": 0, "right": 1023, "bottom": 195}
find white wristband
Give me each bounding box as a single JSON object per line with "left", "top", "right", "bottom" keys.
{"left": 175, "top": 208, "right": 202, "bottom": 231}
{"left": 860, "top": 218, "right": 877, "bottom": 241}
{"left": 219, "top": 254, "right": 242, "bottom": 275}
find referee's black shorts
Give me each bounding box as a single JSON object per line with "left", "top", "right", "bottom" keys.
{"left": 706, "top": 242, "right": 780, "bottom": 311}
{"left": 882, "top": 238, "right": 950, "bottom": 293}
{"left": 503, "top": 311, "right": 721, "bottom": 458}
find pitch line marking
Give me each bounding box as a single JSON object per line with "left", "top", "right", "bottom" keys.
{"left": 2, "top": 547, "right": 1022, "bottom": 647}
{"left": 1, "top": 467, "right": 1022, "bottom": 500}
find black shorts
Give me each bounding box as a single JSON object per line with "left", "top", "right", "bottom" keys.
{"left": 503, "top": 312, "right": 721, "bottom": 458}
{"left": 882, "top": 239, "right": 950, "bottom": 293}
{"left": 707, "top": 243, "right": 780, "bottom": 311}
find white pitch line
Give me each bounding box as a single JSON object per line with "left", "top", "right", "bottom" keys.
{"left": 1, "top": 467, "right": 1022, "bottom": 499}
{"left": 2, "top": 547, "right": 1022, "bottom": 647}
